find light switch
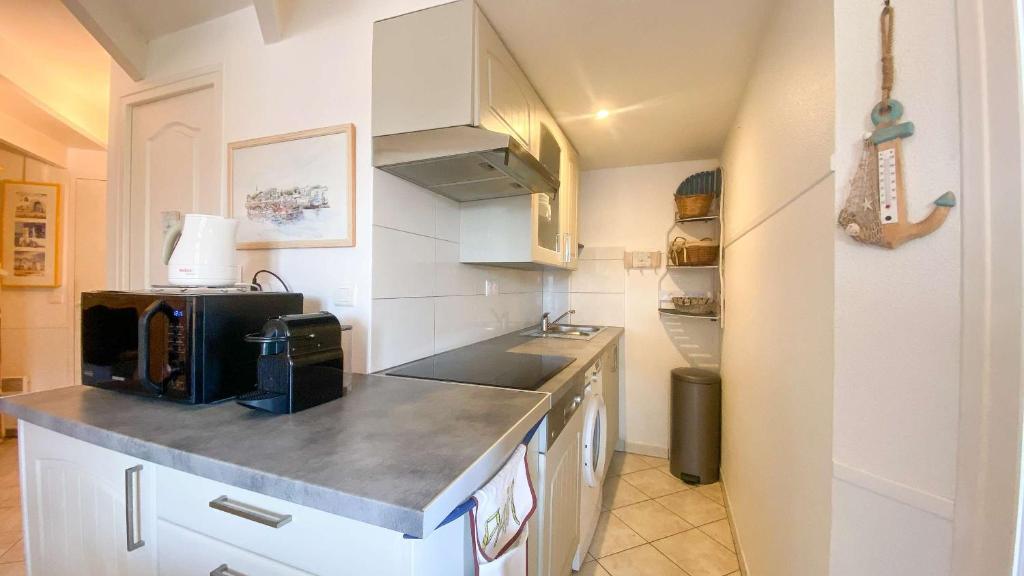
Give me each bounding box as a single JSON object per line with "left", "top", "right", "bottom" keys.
{"left": 332, "top": 282, "right": 356, "bottom": 307}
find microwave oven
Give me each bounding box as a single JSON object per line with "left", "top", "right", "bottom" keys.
{"left": 81, "top": 290, "right": 303, "bottom": 403}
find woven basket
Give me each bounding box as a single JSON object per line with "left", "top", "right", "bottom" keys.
{"left": 674, "top": 194, "right": 713, "bottom": 219}
{"left": 672, "top": 296, "right": 717, "bottom": 316}
{"left": 670, "top": 237, "right": 719, "bottom": 266}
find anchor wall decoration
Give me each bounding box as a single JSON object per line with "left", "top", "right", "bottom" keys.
{"left": 838, "top": 1, "right": 956, "bottom": 249}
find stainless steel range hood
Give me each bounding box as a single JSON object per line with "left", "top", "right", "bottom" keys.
{"left": 373, "top": 126, "right": 560, "bottom": 202}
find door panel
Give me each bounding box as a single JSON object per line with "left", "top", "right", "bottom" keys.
{"left": 128, "top": 86, "right": 220, "bottom": 289}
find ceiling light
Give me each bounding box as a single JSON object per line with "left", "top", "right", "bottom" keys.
{"left": 595, "top": 109, "right": 609, "bottom": 120}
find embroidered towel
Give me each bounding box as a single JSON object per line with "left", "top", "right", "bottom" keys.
{"left": 469, "top": 444, "right": 536, "bottom": 575}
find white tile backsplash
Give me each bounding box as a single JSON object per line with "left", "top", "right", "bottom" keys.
{"left": 373, "top": 170, "right": 436, "bottom": 237}
{"left": 370, "top": 297, "right": 434, "bottom": 371}
{"left": 372, "top": 226, "right": 434, "bottom": 299}
{"left": 543, "top": 270, "right": 571, "bottom": 293}
{"left": 435, "top": 195, "right": 461, "bottom": 243}
{"left": 570, "top": 258, "right": 625, "bottom": 294}
{"left": 580, "top": 246, "right": 625, "bottom": 261}
{"left": 570, "top": 292, "right": 626, "bottom": 327}
{"left": 435, "top": 239, "right": 487, "bottom": 297}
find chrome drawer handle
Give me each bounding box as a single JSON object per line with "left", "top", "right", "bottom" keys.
{"left": 209, "top": 496, "right": 292, "bottom": 528}
{"left": 211, "top": 564, "right": 248, "bottom": 576}
{"left": 125, "top": 465, "right": 145, "bottom": 551}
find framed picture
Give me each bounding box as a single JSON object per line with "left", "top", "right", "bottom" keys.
{"left": 228, "top": 124, "right": 356, "bottom": 249}
{"left": 1, "top": 181, "right": 60, "bottom": 287}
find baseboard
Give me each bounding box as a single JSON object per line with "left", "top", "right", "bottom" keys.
{"left": 623, "top": 440, "right": 668, "bottom": 458}
{"left": 720, "top": 469, "right": 751, "bottom": 576}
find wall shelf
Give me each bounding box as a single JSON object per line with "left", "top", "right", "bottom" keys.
{"left": 658, "top": 308, "right": 719, "bottom": 321}
{"left": 675, "top": 215, "right": 719, "bottom": 223}
{"left": 666, "top": 265, "right": 719, "bottom": 270}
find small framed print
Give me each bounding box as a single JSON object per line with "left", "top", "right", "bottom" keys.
{"left": 1, "top": 181, "right": 61, "bottom": 287}
{"left": 228, "top": 124, "right": 356, "bottom": 249}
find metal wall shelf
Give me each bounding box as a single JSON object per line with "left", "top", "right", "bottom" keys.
{"left": 675, "top": 215, "right": 720, "bottom": 223}
{"left": 666, "top": 265, "right": 719, "bottom": 270}
{"left": 658, "top": 308, "right": 719, "bottom": 321}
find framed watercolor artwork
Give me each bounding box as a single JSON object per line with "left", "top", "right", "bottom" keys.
{"left": 228, "top": 124, "right": 356, "bottom": 249}
{"left": 1, "top": 181, "right": 61, "bottom": 287}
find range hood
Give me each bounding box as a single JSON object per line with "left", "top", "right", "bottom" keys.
{"left": 373, "top": 126, "right": 560, "bottom": 202}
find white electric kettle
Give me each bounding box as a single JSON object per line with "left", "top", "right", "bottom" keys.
{"left": 162, "top": 214, "right": 240, "bottom": 287}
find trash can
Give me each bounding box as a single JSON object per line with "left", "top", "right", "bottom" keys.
{"left": 669, "top": 367, "right": 721, "bottom": 485}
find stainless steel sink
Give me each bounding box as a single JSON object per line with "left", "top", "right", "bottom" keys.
{"left": 520, "top": 324, "right": 606, "bottom": 341}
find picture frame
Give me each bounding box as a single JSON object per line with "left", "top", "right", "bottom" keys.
{"left": 1, "top": 181, "right": 61, "bottom": 287}
{"left": 228, "top": 124, "right": 356, "bottom": 249}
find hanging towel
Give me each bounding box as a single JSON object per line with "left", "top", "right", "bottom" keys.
{"left": 469, "top": 444, "right": 537, "bottom": 576}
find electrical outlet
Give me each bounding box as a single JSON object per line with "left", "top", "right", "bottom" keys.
{"left": 485, "top": 279, "right": 499, "bottom": 296}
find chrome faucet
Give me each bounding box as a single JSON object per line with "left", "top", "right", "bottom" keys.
{"left": 541, "top": 309, "right": 575, "bottom": 332}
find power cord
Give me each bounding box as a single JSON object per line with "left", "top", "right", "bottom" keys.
{"left": 251, "top": 269, "right": 291, "bottom": 292}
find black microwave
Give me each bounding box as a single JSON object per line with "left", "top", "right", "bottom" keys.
{"left": 81, "top": 290, "right": 303, "bottom": 403}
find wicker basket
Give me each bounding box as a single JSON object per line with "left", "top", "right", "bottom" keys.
{"left": 672, "top": 296, "right": 717, "bottom": 316}
{"left": 670, "top": 237, "right": 719, "bottom": 266}
{"left": 674, "top": 193, "right": 713, "bottom": 219}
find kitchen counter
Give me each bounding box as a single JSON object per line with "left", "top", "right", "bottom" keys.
{"left": 386, "top": 325, "right": 624, "bottom": 406}
{"left": 0, "top": 373, "right": 548, "bottom": 538}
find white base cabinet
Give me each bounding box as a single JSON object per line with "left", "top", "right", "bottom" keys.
{"left": 18, "top": 422, "right": 474, "bottom": 576}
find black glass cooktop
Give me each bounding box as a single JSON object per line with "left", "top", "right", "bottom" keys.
{"left": 386, "top": 348, "right": 575, "bottom": 391}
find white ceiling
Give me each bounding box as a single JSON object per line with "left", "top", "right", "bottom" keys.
{"left": 477, "top": 0, "right": 776, "bottom": 169}
{"left": 115, "top": 0, "right": 250, "bottom": 40}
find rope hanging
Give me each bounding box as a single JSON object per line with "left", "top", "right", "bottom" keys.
{"left": 880, "top": 3, "right": 895, "bottom": 112}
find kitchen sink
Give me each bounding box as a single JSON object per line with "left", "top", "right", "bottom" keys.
{"left": 520, "top": 324, "right": 606, "bottom": 341}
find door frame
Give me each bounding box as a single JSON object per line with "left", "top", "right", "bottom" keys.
{"left": 952, "top": 0, "right": 1024, "bottom": 573}
{"left": 107, "top": 67, "right": 223, "bottom": 289}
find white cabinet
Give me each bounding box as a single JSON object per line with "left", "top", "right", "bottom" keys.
{"left": 156, "top": 520, "right": 311, "bottom": 576}
{"left": 539, "top": 410, "right": 582, "bottom": 576}
{"left": 560, "top": 145, "right": 580, "bottom": 271}
{"left": 20, "top": 422, "right": 157, "bottom": 576}
{"left": 476, "top": 7, "right": 534, "bottom": 149}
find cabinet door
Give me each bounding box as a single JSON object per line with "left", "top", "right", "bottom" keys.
{"left": 542, "top": 425, "right": 582, "bottom": 576}
{"left": 21, "top": 422, "right": 157, "bottom": 576}
{"left": 476, "top": 7, "right": 532, "bottom": 148}
{"left": 560, "top": 146, "right": 580, "bottom": 270}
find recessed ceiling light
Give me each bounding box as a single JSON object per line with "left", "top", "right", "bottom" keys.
{"left": 595, "top": 109, "right": 610, "bottom": 120}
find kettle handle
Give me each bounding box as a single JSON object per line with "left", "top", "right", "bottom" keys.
{"left": 161, "top": 220, "right": 184, "bottom": 265}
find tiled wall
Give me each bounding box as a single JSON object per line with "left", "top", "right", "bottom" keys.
{"left": 543, "top": 247, "right": 626, "bottom": 328}
{"left": 369, "top": 171, "right": 543, "bottom": 372}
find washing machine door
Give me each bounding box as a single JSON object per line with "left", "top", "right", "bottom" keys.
{"left": 582, "top": 391, "right": 608, "bottom": 488}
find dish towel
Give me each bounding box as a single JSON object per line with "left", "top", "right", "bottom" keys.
{"left": 470, "top": 444, "right": 537, "bottom": 576}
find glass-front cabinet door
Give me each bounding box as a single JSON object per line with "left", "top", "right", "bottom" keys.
{"left": 533, "top": 190, "right": 563, "bottom": 266}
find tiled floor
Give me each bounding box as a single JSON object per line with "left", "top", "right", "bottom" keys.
{"left": 0, "top": 439, "right": 24, "bottom": 576}
{"left": 580, "top": 452, "right": 740, "bottom": 576}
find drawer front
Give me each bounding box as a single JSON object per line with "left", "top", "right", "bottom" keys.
{"left": 155, "top": 466, "right": 410, "bottom": 575}
{"left": 157, "top": 519, "right": 311, "bottom": 576}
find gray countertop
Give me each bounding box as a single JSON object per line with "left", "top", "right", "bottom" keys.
{"left": 0, "top": 373, "right": 548, "bottom": 538}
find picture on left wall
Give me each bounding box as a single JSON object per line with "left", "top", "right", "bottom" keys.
{"left": 1, "top": 181, "right": 60, "bottom": 287}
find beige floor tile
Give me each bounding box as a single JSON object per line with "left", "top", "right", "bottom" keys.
{"left": 602, "top": 476, "right": 649, "bottom": 510}
{"left": 599, "top": 544, "right": 687, "bottom": 576}
{"left": 695, "top": 483, "right": 725, "bottom": 505}
{"left": 579, "top": 560, "right": 612, "bottom": 576}
{"left": 0, "top": 540, "right": 21, "bottom": 564}
{"left": 653, "top": 530, "right": 738, "bottom": 576}
{"left": 0, "top": 562, "right": 24, "bottom": 576}
{"left": 698, "top": 518, "right": 735, "bottom": 552}
{"left": 608, "top": 452, "right": 655, "bottom": 476}
{"left": 589, "top": 511, "right": 646, "bottom": 558}
{"left": 0, "top": 510, "right": 19, "bottom": 535}
{"left": 656, "top": 491, "right": 726, "bottom": 527}
{"left": 612, "top": 500, "right": 692, "bottom": 542}
{"left": 639, "top": 455, "right": 669, "bottom": 468}
{"left": 621, "top": 468, "right": 689, "bottom": 499}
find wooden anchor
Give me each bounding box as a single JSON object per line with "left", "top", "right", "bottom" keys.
{"left": 869, "top": 99, "right": 956, "bottom": 249}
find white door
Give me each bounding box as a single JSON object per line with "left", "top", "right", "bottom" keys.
{"left": 21, "top": 422, "right": 157, "bottom": 575}
{"left": 128, "top": 85, "right": 220, "bottom": 289}
{"left": 73, "top": 178, "right": 107, "bottom": 386}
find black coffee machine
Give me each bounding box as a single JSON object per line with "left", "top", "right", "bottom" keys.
{"left": 237, "top": 312, "right": 351, "bottom": 414}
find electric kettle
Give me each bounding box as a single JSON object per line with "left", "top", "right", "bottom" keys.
{"left": 162, "top": 213, "right": 240, "bottom": 287}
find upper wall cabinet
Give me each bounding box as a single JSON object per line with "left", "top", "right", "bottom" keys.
{"left": 372, "top": 1, "right": 564, "bottom": 205}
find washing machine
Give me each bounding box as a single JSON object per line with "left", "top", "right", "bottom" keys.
{"left": 572, "top": 362, "right": 609, "bottom": 569}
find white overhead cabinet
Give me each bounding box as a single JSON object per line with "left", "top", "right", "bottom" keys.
{"left": 372, "top": 0, "right": 579, "bottom": 270}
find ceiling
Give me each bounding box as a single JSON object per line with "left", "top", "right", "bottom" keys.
{"left": 477, "top": 0, "right": 776, "bottom": 169}
{"left": 0, "top": 0, "right": 110, "bottom": 149}
{"left": 114, "top": 0, "right": 251, "bottom": 40}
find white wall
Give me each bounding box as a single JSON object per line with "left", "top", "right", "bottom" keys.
{"left": 545, "top": 159, "right": 721, "bottom": 457}
{"left": 0, "top": 145, "right": 106, "bottom": 392}
{"left": 369, "top": 170, "right": 542, "bottom": 371}
{"left": 106, "top": 0, "right": 453, "bottom": 373}
{"left": 830, "top": 0, "right": 962, "bottom": 574}
{"left": 718, "top": 0, "right": 835, "bottom": 574}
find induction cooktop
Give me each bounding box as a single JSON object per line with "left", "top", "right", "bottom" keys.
{"left": 386, "top": 348, "right": 575, "bottom": 391}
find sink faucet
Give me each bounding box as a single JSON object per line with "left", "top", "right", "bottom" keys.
{"left": 541, "top": 309, "right": 575, "bottom": 332}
